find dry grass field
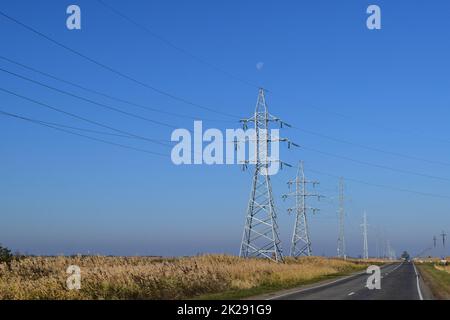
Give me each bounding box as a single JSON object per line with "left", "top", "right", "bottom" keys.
{"left": 0, "top": 255, "right": 381, "bottom": 300}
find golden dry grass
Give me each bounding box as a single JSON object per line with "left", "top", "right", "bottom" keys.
{"left": 0, "top": 255, "right": 377, "bottom": 300}
{"left": 417, "top": 263, "right": 450, "bottom": 299}
{"left": 434, "top": 264, "right": 450, "bottom": 274}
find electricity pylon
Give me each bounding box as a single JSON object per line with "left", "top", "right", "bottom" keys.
{"left": 387, "top": 240, "right": 395, "bottom": 260}
{"left": 337, "top": 177, "right": 346, "bottom": 259}
{"left": 442, "top": 231, "right": 447, "bottom": 248}
{"left": 433, "top": 235, "right": 437, "bottom": 248}
{"left": 361, "top": 211, "right": 369, "bottom": 259}
{"left": 239, "top": 88, "right": 296, "bottom": 262}
{"left": 283, "top": 161, "right": 322, "bottom": 257}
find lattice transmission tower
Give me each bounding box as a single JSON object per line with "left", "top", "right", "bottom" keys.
{"left": 442, "top": 231, "right": 447, "bottom": 248}
{"left": 239, "top": 88, "right": 295, "bottom": 262}
{"left": 337, "top": 177, "right": 346, "bottom": 259}
{"left": 361, "top": 211, "right": 369, "bottom": 259}
{"left": 283, "top": 161, "right": 322, "bottom": 257}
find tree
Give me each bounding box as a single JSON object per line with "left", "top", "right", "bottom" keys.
{"left": 0, "top": 244, "right": 13, "bottom": 264}
{"left": 401, "top": 251, "right": 410, "bottom": 260}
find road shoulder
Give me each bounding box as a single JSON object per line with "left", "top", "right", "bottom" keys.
{"left": 416, "top": 263, "right": 448, "bottom": 300}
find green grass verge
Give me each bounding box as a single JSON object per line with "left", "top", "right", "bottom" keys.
{"left": 417, "top": 263, "right": 450, "bottom": 300}
{"left": 194, "top": 265, "right": 368, "bottom": 300}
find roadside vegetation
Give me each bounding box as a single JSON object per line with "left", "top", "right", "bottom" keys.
{"left": 417, "top": 261, "right": 450, "bottom": 299}
{"left": 0, "top": 254, "right": 383, "bottom": 300}
{"left": 0, "top": 244, "right": 13, "bottom": 264}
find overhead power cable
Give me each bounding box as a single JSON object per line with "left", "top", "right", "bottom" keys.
{"left": 292, "top": 102, "right": 450, "bottom": 145}
{"left": 306, "top": 167, "right": 450, "bottom": 200}
{"left": 0, "top": 9, "right": 238, "bottom": 119}
{"left": 292, "top": 125, "right": 450, "bottom": 168}
{"left": 0, "top": 87, "right": 171, "bottom": 147}
{"left": 0, "top": 55, "right": 234, "bottom": 123}
{"left": 0, "top": 110, "right": 168, "bottom": 158}
{"left": 96, "top": 0, "right": 259, "bottom": 89}
{"left": 299, "top": 145, "right": 450, "bottom": 183}
{"left": 0, "top": 67, "right": 180, "bottom": 130}
{"left": 23, "top": 118, "right": 161, "bottom": 140}
{"left": 3, "top": 55, "right": 448, "bottom": 172}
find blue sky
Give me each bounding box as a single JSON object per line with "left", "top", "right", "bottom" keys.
{"left": 1, "top": 0, "right": 450, "bottom": 257}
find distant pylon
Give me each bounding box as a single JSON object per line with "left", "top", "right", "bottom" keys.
{"left": 441, "top": 231, "right": 447, "bottom": 248}
{"left": 433, "top": 235, "right": 437, "bottom": 248}
{"left": 239, "top": 88, "right": 296, "bottom": 262}
{"left": 387, "top": 240, "right": 395, "bottom": 260}
{"left": 337, "top": 177, "right": 346, "bottom": 259}
{"left": 283, "top": 161, "right": 322, "bottom": 257}
{"left": 361, "top": 212, "right": 369, "bottom": 259}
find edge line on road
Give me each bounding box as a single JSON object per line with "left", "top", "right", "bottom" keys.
{"left": 413, "top": 262, "right": 424, "bottom": 300}
{"left": 386, "top": 261, "right": 403, "bottom": 275}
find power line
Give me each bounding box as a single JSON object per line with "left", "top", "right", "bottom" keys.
{"left": 0, "top": 9, "right": 238, "bottom": 119}
{"left": 292, "top": 125, "right": 450, "bottom": 168}
{"left": 306, "top": 167, "right": 450, "bottom": 200}
{"left": 0, "top": 67, "right": 183, "bottom": 130}
{"left": 0, "top": 55, "right": 234, "bottom": 123}
{"left": 6, "top": 54, "right": 450, "bottom": 175}
{"left": 95, "top": 0, "right": 259, "bottom": 89}
{"left": 4, "top": 9, "right": 450, "bottom": 178}
{"left": 7, "top": 59, "right": 450, "bottom": 180}
{"left": 0, "top": 110, "right": 168, "bottom": 158}
{"left": 300, "top": 145, "right": 450, "bottom": 183}
{"left": 295, "top": 103, "right": 450, "bottom": 146}
{"left": 20, "top": 117, "right": 162, "bottom": 141}
{"left": 0, "top": 86, "right": 171, "bottom": 148}
{"left": 2, "top": 6, "right": 450, "bottom": 197}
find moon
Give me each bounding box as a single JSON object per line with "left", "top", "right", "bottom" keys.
{"left": 256, "top": 62, "right": 264, "bottom": 71}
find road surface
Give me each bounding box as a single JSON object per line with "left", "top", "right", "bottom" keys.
{"left": 268, "top": 262, "right": 424, "bottom": 300}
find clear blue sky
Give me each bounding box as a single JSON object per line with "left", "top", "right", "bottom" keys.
{"left": 1, "top": 0, "right": 449, "bottom": 257}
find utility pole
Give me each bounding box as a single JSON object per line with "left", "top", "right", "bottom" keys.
{"left": 387, "top": 240, "right": 395, "bottom": 260}
{"left": 441, "top": 231, "right": 447, "bottom": 248}
{"left": 283, "top": 161, "right": 322, "bottom": 257}
{"left": 387, "top": 240, "right": 391, "bottom": 260}
{"left": 337, "top": 177, "right": 346, "bottom": 259}
{"left": 361, "top": 211, "right": 369, "bottom": 259}
{"left": 239, "top": 88, "right": 295, "bottom": 262}
{"left": 375, "top": 229, "right": 379, "bottom": 259}
{"left": 375, "top": 227, "right": 382, "bottom": 259}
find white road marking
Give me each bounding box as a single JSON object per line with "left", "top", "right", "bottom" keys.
{"left": 348, "top": 292, "right": 355, "bottom": 296}
{"left": 266, "top": 263, "right": 396, "bottom": 300}
{"left": 413, "top": 263, "right": 424, "bottom": 301}
{"left": 386, "top": 262, "right": 404, "bottom": 274}
{"left": 266, "top": 270, "right": 366, "bottom": 300}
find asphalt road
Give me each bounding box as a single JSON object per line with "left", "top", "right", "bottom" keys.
{"left": 269, "top": 262, "right": 424, "bottom": 300}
